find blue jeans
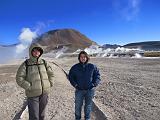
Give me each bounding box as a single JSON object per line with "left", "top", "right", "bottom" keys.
{"left": 75, "top": 89, "right": 95, "bottom": 120}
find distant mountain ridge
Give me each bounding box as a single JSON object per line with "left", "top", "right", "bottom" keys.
{"left": 0, "top": 43, "right": 19, "bottom": 47}
{"left": 102, "top": 41, "right": 160, "bottom": 51}
{"left": 123, "top": 41, "right": 160, "bottom": 50}
{"left": 102, "top": 44, "right": 121, "bottom": 49}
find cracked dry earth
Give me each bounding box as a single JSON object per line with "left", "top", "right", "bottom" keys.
{"left": 0, "top": 57, "right": 160, "bottom": 120}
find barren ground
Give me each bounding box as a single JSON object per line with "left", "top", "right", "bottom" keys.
{"left": 0, "top": 57, "right": 160, "bottom": 120}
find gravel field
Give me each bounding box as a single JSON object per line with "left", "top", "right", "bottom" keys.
{"left": 0, "top": 57, "right": 160, "bottom": 120}
{"left": 50, "top": 57, "right": 160, "bottom": 120}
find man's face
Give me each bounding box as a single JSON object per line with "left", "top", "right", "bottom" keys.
{"left": 32, "top": 49, "right": 41, "bottom": 58}
{"left": 80, "top": 54, "right": 87, "bottom": 63}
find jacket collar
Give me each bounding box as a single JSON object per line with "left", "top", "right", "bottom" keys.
{"left": 79, "top": 62, "right": 88, "bottom": 67}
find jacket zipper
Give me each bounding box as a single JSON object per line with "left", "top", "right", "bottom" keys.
{"left": 37, "top": 60, "right": 43, "bottom": 94}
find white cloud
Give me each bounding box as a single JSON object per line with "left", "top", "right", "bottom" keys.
{"left": 16, "top": 28, "right": 37, "bottom": 54}
{"left": 18, "top": 28, "right": 37, "bottom": 44}
{"left": 34, "top": 20, "right": 55, "bottom": 33}
{"left": 16, "top": 20, "right": 54, "bottom": 54}
{"left": 0, "top": 20, "right": 55, "bottom": 63}
{"left": 112, "top": 0, "right": 141, "bottom": 21}
{"left": 16, "top": 44, "right": 28, "bottom": 54}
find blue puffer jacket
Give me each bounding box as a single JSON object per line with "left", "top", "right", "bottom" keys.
{"left": 69, "top": 63, "right": 101, "bottom": 90}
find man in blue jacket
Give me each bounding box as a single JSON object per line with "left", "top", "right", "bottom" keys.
{"left": 69, "top": 51, "right": 101, "bottom": 120}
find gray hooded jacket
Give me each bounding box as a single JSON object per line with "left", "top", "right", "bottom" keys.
{"left": 16, "top": 43, "right": 54, "bottom": 97}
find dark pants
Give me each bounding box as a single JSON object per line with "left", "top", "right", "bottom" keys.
{"left": 75, "top": 89, "right": 95, "bottom": 120}
{"left": 27, "top": 93, "right": 48, "bottom": 120}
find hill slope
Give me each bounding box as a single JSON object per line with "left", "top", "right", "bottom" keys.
{"left": 35, "top": 29, "right": 97, "bottom": 52}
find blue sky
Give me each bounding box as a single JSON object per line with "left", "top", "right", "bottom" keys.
{"left": 0, "top": 0, "right": 160, "bottom": 45}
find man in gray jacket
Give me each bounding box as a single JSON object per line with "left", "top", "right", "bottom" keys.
{"left": 16, "top": 43, "right": 54, "bottom": 120}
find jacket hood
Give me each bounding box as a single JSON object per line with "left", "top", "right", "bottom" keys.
{"left": 29, "top": 43, "right": 43, "bottom": 59}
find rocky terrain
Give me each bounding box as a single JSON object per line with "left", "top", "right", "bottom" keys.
{"left": 0, "top": 57, "right": 160, "bottom": 120}
{"left": 52, "top": 57, "right": 160, "bottom": 120}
